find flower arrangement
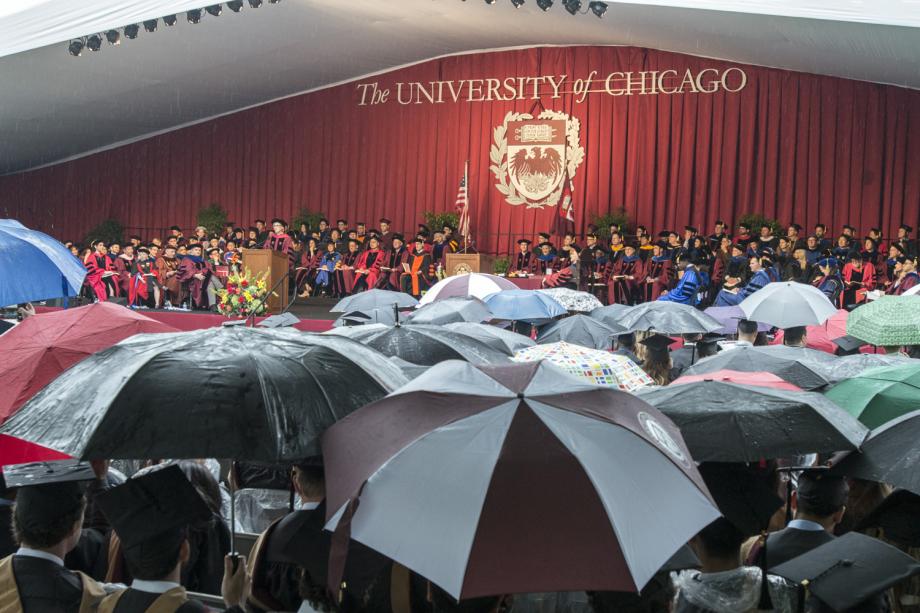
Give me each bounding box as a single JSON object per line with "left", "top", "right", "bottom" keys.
{"left": 217, "top": 267, "right": 270, "bottom": 318}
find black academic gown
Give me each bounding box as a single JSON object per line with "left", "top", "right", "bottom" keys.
{"left": 6, "top": 555, "right": 85, "bottom": 613}
{"left": 0, "top": 504, "right": 15, "bottom": 558}
{"left": 106, "top": 587, "right": 246, "bottom": 613}
{"left": 765, "top": 526, "right": 835, "bottom": 569}
{"left": 669, "top": 345, "right": 698, "bottom": 380}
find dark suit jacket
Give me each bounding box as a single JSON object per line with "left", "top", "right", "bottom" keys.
{"left": 765, "top": 526, "right": 834, "bottom": 569}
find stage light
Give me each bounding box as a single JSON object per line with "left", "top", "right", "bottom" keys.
{"left": 124, "top": 24, "right": 140, "bottom": 39}
{"left": 206, "top": 4, "right": 222, "bottom": 17}
{"left": 163, "top": 14, "right": 178, "bottom": 26}
{"left": 227, "top": 1, "right": 244, "bottom": 12}
{"left": 105, "top": 30, "right": 121, "bottom": 45}
{"left": 589, "top": 1, "right": 607, "bottom": 16}
{"left": 143, "top": 19, "right": 158, "bottom": 32}
{"left": 187, "top": 9, "right": 203, "bottom": 23}
{"left": 511, "top": 0, "right": 525, "bottom": 7}
{"left": 68, "top": 38, "right": 85, "bottom": 56}
{"left": 564, "top": 0, "right": 582, "bottom": 15}
{"left": 485, "top": 0, "right": 497, "bottom": 4}
{"left": 536, "top": 0, "right": 553, "bottom": 10}
{"left": 86, "top": 34, "right": 103, "bottom": 51}
{"left": 249, "top": 0, "right": 263, "bottom": 7}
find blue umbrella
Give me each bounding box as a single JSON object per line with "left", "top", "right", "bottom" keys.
{"left": 482, "top": 289, "right": 567, "bottom": 323}
{"left": 0, "top": 220, "right": 85, "bottom": 305}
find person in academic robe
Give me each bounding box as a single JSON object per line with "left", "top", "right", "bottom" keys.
{"left": 263, "top": 219, "right": 295, "bottom": 268}
{"left": 377, "top": 234, "right": 409, "bottom": 290}
{"left": 334, "top": 239, "right": 361, "bottom": 296}
{"left": 896, "top": 224, "right": 917, "bottom": 256}
{"left": 351, "top": 236, "right": 384, "bottom": 293}
{"left": 129, "top": 248, "right": 160, "bottom": 308}
{"left": 842, "top": 251, "right": 875, "bottom": 308}
{"left": 95, "top": 465, "right": 248, "bottom": 613}
{"left": 608, "top": 243, "right": 642, "bottom": 305}
{"left": 735, "top": 223, "right": 753, "bottom": 247}
{"left": 811, "top": 257, "right": 844, "bottom": 306}
{"left": 643, "top": 244, "right": 673, "bottom": 302}
{"left": 254, "top": 219, "right": 269, "bottom": 244}
{"left": 0, "top": 460, "right": 106, "bottom": 613}
{"left": 176, "top": 244, "right": 212, "bottom": 309}
{"left": 887, "top": 255, "right": 920, "bottom": 295}
{"left": 542, "top": 246, "right": 578, "bottom": 290}
{"left": 430, "top": 230, "right": 453, "bottom": 271}
{"left": 658, "top": 259, "right": 702, "bottom": 305}
{"left": 534, "top": 241, "right": 560, "bottom": 277}
{"left": 714, "top": 253, "right": 777, "bottom": 306}
{"left": 113, "top": 245, "right": 136, "bottom": 297}
{"left": 509, "top": 239, "right": 537, "bottom": 276}
{"left": 378, "top": 218, "right": 393, "bottom": 248}
{"left": 90, "top": 241, "right": 121, "bottom": 299}
{"left": 313, "top": 242, "right": 341, "bottom": 297}
{"left": 709, "top": 236, "right": 731, "bottom": 293}
{"left": 707, "top": 220, "right": 728, "bottom": 250}
{"left": 83, "top": 244, "right": 110, "bottom": 302}
{"left": 155, "top": 245, "right": 184, "bottom": 307}
{"left": 401, "top": 236, "right": 435, "bottom": 298}
{"left": 295, "top": 238, "right": 322, "bottom": 297}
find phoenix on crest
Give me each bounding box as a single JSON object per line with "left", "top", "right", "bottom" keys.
{"left": 509, "top": 147, "right": 563, "bottom": 195}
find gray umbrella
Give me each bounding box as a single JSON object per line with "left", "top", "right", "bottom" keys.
{"left": 537, "top": 314, "right": 624, "bottom": 350}
{"left": 442, "top": 322, "right": 535, "bottom": 355}
{"left": 637, "top": 381, "right": 868, "bottom": 462}
{"left": 407, "top": 297, "right": 493, "bottom": 325}
{"left": 333, "top": 307, "right": 397, "bottom": 327}
{"left": 809, "top": 352, "right": 915, "bottom": 385}
{"left": 618, "top": 302, "right": 722, "bottom": 335}
{"left": 328, "top": 323, "right": 510, "bottom": 365}
{"left": 682, "top": 345, "right": 830, "bottom": 390}
{"left": 332, "top": 289, "right": 418, "bottom": 313}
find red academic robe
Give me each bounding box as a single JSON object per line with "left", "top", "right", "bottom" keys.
{"left": 263, "top": 233, "right": 295, "bottom": 268}
{"left": 83, "top": 254, "right": 109, "bottom": 302}
{"left": 509, "top": 251, "right": 537, "bottom": 276}
{"left": 336, "top": 251, "right": 360, "bottom": 295}
{"left": 608, "top": 256, "right": 641, "bottom": 304}
{"left": 643, "top": 257, "right": 672, "bottom": 302}
{"left": 377, "top": 247, "right": 409, "bottom": 290}
{"left": 354, "top": 248, "right": 383, "bottom": 290}
{"left": 114, "top": 255, "right": 134, "bottom": 296}
{"left": 889, "top": 272, "right": 920, "bottom": 295}
{"left": 156, "top": 256, "right": 184, "bottom": 304}
{"left": 177, "top": 256, "right": 211, "bottom": 308}
{"left": 130, "top": 259, "right": 157, "bottom": 305}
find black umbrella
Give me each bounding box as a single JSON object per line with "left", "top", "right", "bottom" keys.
{"left": 830, "top": 409, "right": 920, "bottom": 496}
{"left": 637, "top": 381, "right": 868, "bottom": 462}
{"left": 617, "top": 302, "right": 722, "bottom": 335}
{"left": 589, "top": 304, "right": 632, "bottom": 328}
{"left": 333, "top": 307, "right": 397, "bottom": 327}
{"left": 332, "top": 289, "right": 418, "bottom": 313}
{"left": 442, "top": 322, "right": 535, "bottom": 355}
{"left": 537, "top": 314, "right": 623, "bottom": 350}
{"left": 682, "top": 345, "right": 830, "bottom": 390}
{"left": 0, "top": 327, "right": 408, "bottom": 461}
{"left": 327, "top": 323, "right": 510, "bottom": 365}
{"left": 407, "top": 297, "right": 493, "bottom": 325}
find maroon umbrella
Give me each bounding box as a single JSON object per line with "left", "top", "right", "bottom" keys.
{"left": 322, "top": 360, "right": 719, "bottom": 600}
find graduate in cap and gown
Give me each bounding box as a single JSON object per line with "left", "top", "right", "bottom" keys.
{"left": 95, "top": 465, "right": 248, "bottom": 613}
{"left": 0, "top": 460, "right": 106, "bottom": 613}
{"left": 176, "top": 244, "right": 212, "bottom": 310}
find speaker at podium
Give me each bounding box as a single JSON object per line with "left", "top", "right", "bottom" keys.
{"left": 240, "top": 249, "right": 289, "bottom": 314}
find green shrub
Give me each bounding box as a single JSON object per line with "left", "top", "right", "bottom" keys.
{"left": 423, "top": 211, "right": 460, "bottom": 231}
{"left": 592, "top": 208, "right": 631, "bottom": 238}
{"left": 291, "top": 209, "right": 327, "bottom": 232}
{"left": 83, "top": 219, "right": 124, "bottom": 246}
{"left": 737, "top": 212, "right": 782, "bottom": 237}
{"left": 196, "top": 203, "right": 229, "bottom": 235}
{"left": 492, "top": 256, "right": 510, "bottom": 275}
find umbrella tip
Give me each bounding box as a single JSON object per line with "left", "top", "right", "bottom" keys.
{"left": 517, "top": 392, "right": 525, "bottom": 399}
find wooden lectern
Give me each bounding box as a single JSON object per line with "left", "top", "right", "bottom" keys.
{"left": 445, "top": 253, "right": 494, "bottom": 276}
{"left": 241, "top": 249, "right": 289, "bottom": 314}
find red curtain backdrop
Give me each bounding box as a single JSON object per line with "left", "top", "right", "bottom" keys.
{"left": 1, "top": 45, "right": 918, "bottom": 255}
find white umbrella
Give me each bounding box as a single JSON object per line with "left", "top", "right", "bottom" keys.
{"left": 739, "top": 282, "right": 837, "bottom": 328}
{"left": 418, "top": 273, "right": 517, "bottom": 306}
{"left": 537, "top": 288, "right": 603, "bottom": 313}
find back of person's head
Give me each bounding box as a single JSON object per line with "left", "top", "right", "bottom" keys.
{"left": 588, "top": 573, "right": 674, "bottom": 612}
{"left": 12, "top": 486, "right": 86, "bottom": 549}
{"left": 796, "top": 472, "right": 849, "bottom": 520}
{"left": 695, "top": 517, "right": 746, "bottom": 559}
{"left": 293, "top": 461, "right": 325, "bottom": 500}
{"left": 737, "top": 319, "right": 758, "bottom": 338}
{"left": 430, "top": 584, "right": 501, "bottom": 613}
{"left": 124, "top": 527, "right": 188, "bottom": 581}
{"left": 682, "top": 333, "right": 703, "bottom": 342}
{"left": 177, "top": 460, "right": 222, "bottom": 515}
{"left": 783, "top": 326, "right": 807, "bottom": 346}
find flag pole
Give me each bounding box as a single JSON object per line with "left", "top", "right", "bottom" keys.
{"left": 463, "top": 159, "right": 469, "bottom": 253}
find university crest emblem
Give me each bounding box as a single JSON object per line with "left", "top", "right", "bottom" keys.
{"left": 490, "top": 110, "right": 584, "bottom": 209}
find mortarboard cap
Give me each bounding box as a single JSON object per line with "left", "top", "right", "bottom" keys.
{"left": 831, "top": 335, "right": 863, "bottom": 355}
{"left": 517, "top": 239, "right": 532, "bottom": 245}
{"left": 842, "top": 224, "right": 855, "bottom": 231}
{"left": 782, "top": 466, "right": 848, "bottom": 516}
{"left": 379, "top": 217, "right": 391, "bottom": 224}
{"left": 96, "top": 464, "right": 212, "bottom": 554}
{"left": 4, "top": 460, "right": 95, "bottom": 533}
{"left": 684, "top": 226, "right": 698, "bottom": 233}
{"left": 900, "top": 224, "right": 913, "bottom": 233}
{"left": 255, "top": 219, "right": 266, "bottom": 224}
{"left": 271, "top": 218, "right": 287, "bottom": 226}
{"left": 816, "top": 256, "right": 837, "bottom": 268}
{"left": 772, "top": 532, "right": 920, "bottom": 612}
{"left": 640, "top": 334, "right": 673, "bottom": 360}
{"left": 657, "top": 231, "right": 670, "bottom": 239}
{"left": 698, "top": 462, "right": 783, "bottom": 537}
{"left": 855, "top": 489, "right": 920, "bottom": 548}
{"left": 391, "top": 233, "right": 405, "bottom": 243}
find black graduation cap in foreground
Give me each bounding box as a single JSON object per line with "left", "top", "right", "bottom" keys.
{"left": 772, "top": 532, "right": 920, "bottom": 612}
{"left": 698, "top": 462, "right": 783, "bottom": 537}
{"left": 856, "top": 489, "right": 920, "bottom": 548}
{"left": 96, "top": 464, "right": 212, "bottom": 556}
{"left": 831, "top": 334, "right": 864, "bottom": 355}
{"left": 3, "top": 460, "right": 96, "bottom": 531}
{"left": 641, "top": 334, "right": 674, "bottom": 361}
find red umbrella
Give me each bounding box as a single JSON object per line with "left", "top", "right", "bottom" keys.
{"left": 0, "top": 302, "right": 177, "bottom": 423}
{"left": 0, "top": 434, "right": 70, "bottom": 468}
{"left": 671, "top": 369, "right": 802, "bottom": 391}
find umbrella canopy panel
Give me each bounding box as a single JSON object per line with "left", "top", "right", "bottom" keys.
{"left": 847, "top": 296, "right": 920, "bottom": 346}
{"left": 0, "top": 219, "right": 87, "bottom": 305}
{"left": 332, "top": 289, "right": 418, "bottom": 313}
{"left": 830, "top": 410, "right": 920, "bottom": 496}
{"left": 513, "top": 342, "right": 653, "bottom": 391}
{"left": 682, "top": 345, "right": 830, "bottom": 390}
{"left": 537, "top": 314, "right": 622, "bottom": 350}
{"left": 442, "top": 322, "right": 535, "bottom": 355}
{"left": 537, "top": 288, "right": 604, "bottom": 313}
{"left": 419, "top": 273, "right": 518, "bottom": 306}
{"left": 332, "top": 324, "right": 511, "bottom": 365}
{"left": 407, "top": 297, "right": 493, "bottom": 325}
{"left": 618, "top": 302, "right": 722, "bottom": 335}
{"left": 0, "top": 327, "right": 408, "bottom": 461}
{"left": 738, "top": 281, "right": 837, "bottom": 328}
{"left": 824, "top": 363, "right": 920, "bottom": 429}
{"left": 483, "top": 290, "right": 567, "bottom": 323}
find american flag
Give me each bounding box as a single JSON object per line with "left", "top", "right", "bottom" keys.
{"left": 455, "top": 161, "right": 471, "bottom": 240}
{"left": 553, "top": 172, "right": 576, "bottom": 237}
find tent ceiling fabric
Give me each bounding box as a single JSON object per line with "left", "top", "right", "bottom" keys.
{"left": 0, "top": 0, "right": 918, "bottom": 175}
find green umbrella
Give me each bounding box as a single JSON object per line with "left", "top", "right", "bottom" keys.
{"left": 824, "top": 363, "right": 920, "bottom": 429}
{"left": 846, "top": 296, "right": 920, "bottom": 346}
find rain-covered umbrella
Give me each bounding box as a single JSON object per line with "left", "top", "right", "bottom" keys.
{"left": 418, "top": 273, "right": 517, "bottom": 305}
{"left": 482, "top": 289, "right": 567, "bottom": 323}
{"left": 0, "top": 219, "right": 87, "bottom": 305}
{"left": 739, "top": 281, "right": 837, "bottom": 328}
{"left": 830, "top": 410, "right": 920, "bottom": 496}
{"left": 0, "top": 327, "right": 408, "bottom": 461}
{"left": 332, "top": 289, "right": 418, "bottom": 313}
{"left": 618, "top": 302, "right": 722, "bottom": 335}
{"left": 819, "top": 353, "right": 915, "bottom": 382}
{"left": 0, "top": 434, "right": 70, "bottom": 468}
{"left": 323, "top": 323, "right": 510, "bottom": 366}
{"left": 636, "top": 382, "right": 868, "bottom": 462}
{"left": 407, "top": 297, "right": 493, "bottom": 325}
{"left": 823, "top": 363, "right": 920, "bottom": 428}
{"left": 537, "top": 314, "right": 622, "bottom": 350}
{"left": 683, "top": 345, "right": 830, "bottom": 390}
{"left": 671, "top": 370, "right": 802, "bottom": 392}
{"left": 753, "top": 345, "right": 839, "bottom": 380}
{"left": 0, "top": 302, "right": 178, "bottom": 424}
{"left": 703, "top": 306, "right": 771, "bottom": 335}
{"left": 589, "top": 303, "right": 632, "bottom": 329}
{"left": 537, "top": 288, "right": 603, "bottom": 313}
{"left": 847, "top": 296, "right": 920, "bottom": 346}
{"left": 322, "top": 360, "right": 719, "bottom": 600}
{"left": 333, "top": 307, "right": 397, "bottom": 327}
{"left": 513, "top": 342, "right": 653, "bottom": 391}
{"left": 442, "top": 322, "right": 535, "bottom": 355}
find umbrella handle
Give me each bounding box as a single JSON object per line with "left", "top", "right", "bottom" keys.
{"left": 394, "top": 302, "right": 400, "bottom": 327}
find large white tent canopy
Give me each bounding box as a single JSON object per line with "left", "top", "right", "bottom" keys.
{"left": 1, "top": 0, "right": 918, "bottom": 175}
